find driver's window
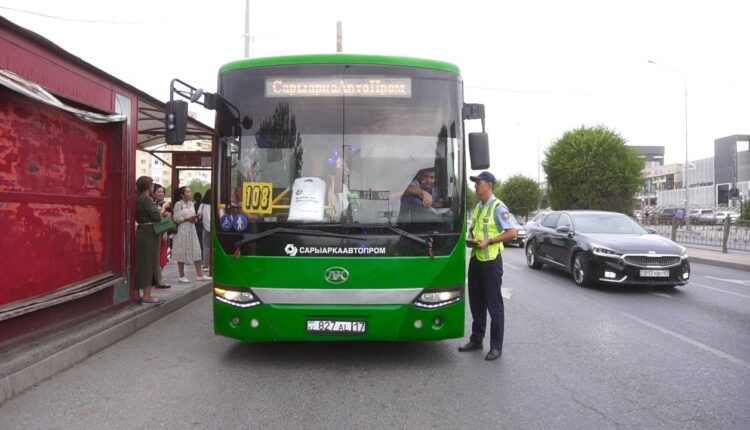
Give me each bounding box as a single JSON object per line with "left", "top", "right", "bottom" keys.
{"left": 556, "top": 214, "right": 571, "bottom": 228}
{"left": 542, "top": 213, "right": 559, "bottom": 228}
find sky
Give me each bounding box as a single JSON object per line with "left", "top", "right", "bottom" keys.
{"left": 2, "top": 0, "right": 749, "bottom": 182}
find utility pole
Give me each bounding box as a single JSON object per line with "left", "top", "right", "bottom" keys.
{"left": 244, "top": 0, "right": 251, "bottom": 58}
{"left": 648, "top": 59, "right": 690, "bottom": 230}
{"left": 336, "top": 21, "right": 342, "bottom": 53}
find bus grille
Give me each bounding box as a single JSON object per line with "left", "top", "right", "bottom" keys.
{"left": 623, "top": 255, "right": 681, "bottom": 267}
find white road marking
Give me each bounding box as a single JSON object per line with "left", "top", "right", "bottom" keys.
{"left": 620, "top": 312, "right": 750, "bottom": 371}
{"left": 690, "top": 282, "right": 750, "bottom": 300}
{"left": 649, "top": 293, "right": 673, "bottom": 299}
{"left": 504, "top": 263, "right": 522, "bottom": 270}
{"left": 705, "top": 276, "right": 750, "bottom": 286}
{"left": 501, "top": 287, "right": 513, "bottom": 299}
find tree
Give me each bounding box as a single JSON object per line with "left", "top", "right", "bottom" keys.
{"left": 186, "top": 179, "right": 209, "bottom": 199}
{"left": 466, "top": 184, "right": 479, "bottom": 209}
{"left": 498, "top": 175, "right": 541, "bottom": 218}
{"left": 543, "top": 125, "right": 643, "bottom": 213}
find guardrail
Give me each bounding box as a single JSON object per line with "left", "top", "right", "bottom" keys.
{"left": 642, "top": 218, "right": 750, "bottom": 252}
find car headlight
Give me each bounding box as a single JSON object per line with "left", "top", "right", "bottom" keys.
{"left": 680, "top": 248, "right": 688, "bottom": 259}
{"left": 591, "top": 245, "right": 623, "bottom": 258}
{"left": 412, "top": 288, "right": 462, "bottom": 309}
{"left": 214, "top": 287, "right": 262, "bottom": 308}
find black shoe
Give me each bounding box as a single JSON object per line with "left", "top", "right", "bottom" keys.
{"left": 155, "top": 284, "right": 171, "bottom": 289}
{"left": 485, "top": 349, "right": 502, "bottom": 361}
{"left": 458, "top": 342, "right": 483, "bottom": 352}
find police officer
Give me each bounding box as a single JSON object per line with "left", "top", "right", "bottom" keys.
{"left": 459, "top": 171, "right": 516, "bottom": 361}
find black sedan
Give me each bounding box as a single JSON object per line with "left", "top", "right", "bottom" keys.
{"left": 525, "top": 210, "right": 690, "bottom": 287}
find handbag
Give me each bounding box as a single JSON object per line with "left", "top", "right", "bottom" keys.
{"left": 153, "top": 216, "right": 177, "bottom": 234}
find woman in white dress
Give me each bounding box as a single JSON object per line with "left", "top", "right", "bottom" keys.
{"left": 172, "top": 186, "right": 211, "bottom": 283}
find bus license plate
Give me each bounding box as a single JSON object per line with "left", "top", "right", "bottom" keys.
{"left": 640, "top": 269, "right": 669, "bottom": 277}
{"left": 307, "top": 320, "right": 366, "bottom": 334}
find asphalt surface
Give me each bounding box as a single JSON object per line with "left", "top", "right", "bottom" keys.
{"left": 2, "top": 249, "right": 749, "bottom": 429}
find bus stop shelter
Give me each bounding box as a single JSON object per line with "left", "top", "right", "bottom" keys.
{"left": 0, "top": 15, "right": 213, "bottom": 349}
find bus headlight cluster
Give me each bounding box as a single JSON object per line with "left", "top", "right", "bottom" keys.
{"left": 412, "top": 288, "right": 462, "bottom": 309}
{"left": 214, "top": 287, "right": 262, "bottom": 308}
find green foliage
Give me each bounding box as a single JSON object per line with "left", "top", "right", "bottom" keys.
{"left": 543, "top": 125, "right": 643, "bottom": 213}
{"left": 492, "top": 181, "right": 502, "bottom": 198}
{"left": 498, "top": 175, "right": 542, "bottom": 217}
{"left": 743, "top": 202, "right": 750, "bottom": 220}
{"left": 466, "top": 184, "right": 479, "bottom": 209}
{"left": 186, "top": 179, "right": 210, "bottom": 200}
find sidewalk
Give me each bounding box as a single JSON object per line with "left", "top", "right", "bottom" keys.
{"left": 0, "top": 260, "right": 211, "bottom": 405}
{"left": 685, "top": 246, "right": 750, "bottom": 271}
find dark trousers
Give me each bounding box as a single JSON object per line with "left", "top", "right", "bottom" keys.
{"left": 468, "top": 255, "right": 505, "bottom": 350}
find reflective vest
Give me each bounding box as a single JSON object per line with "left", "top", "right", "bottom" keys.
{"left": 471, "top": 198, "right": 504, "bottom": 261}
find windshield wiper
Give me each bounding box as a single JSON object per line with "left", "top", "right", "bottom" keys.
{"left": 233, "top": 227, "right": 367, "bottom": 250}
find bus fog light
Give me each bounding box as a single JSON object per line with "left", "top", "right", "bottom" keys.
{"left": 250, "top": 318, "right": 259, "bottom": 328}
{"left": 414, "top": 320, "right": 423, "bottom": 329}
{"left": 604, "top": 271, "right": 616, "bottom": 279}
{"left": 231, "top": 316, "right": 240, "bottom": 326}
{"left": 433, "top": 317, "right": 443, "bottom": 327}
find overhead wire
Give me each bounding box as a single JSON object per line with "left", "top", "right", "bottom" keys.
{"left": 0, "top": 6, "right": 144, "bottom": 25}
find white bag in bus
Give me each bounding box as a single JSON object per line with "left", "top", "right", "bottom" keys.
{"left": 288, "top": 177, "right": 327, "bottom": 222}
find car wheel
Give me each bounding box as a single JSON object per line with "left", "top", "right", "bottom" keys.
{"left": 526, "top": 241, "right": 543, "bottom": 269}
{"left": 572, "top": 253, "right": 594, "bottom": 287}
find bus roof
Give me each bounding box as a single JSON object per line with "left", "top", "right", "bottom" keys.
{"left": 219, "top": 54, "right": 460, "bottom": 75}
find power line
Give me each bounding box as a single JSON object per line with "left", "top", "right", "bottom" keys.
{"left": 0, "top": 6, "right": 144, "bottom": 25}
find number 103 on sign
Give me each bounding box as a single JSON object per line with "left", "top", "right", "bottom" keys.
{"left": 242, "top": 182, "right": 273, "bottom": 214}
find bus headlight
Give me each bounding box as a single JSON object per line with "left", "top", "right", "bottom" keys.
{"left": 214, "top": 287, "right": 262, "bottom": 308}
{"left": 412, "top": 288, "right": 462, "bottom": 309}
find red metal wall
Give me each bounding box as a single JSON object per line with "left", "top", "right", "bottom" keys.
{"left": 0, "top": 87, "right": 120, "bottom": 305}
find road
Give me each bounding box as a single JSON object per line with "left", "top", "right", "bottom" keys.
{"left": 2, "top": 249, "right": 749, "bottom": 429}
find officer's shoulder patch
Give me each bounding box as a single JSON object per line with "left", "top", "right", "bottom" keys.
{"left": 502, "top": 211, "right": 510, "bottom": 220}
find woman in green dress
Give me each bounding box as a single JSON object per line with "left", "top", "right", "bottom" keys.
{"left": 135, "top": 176, "right": 164, "bottom": 304}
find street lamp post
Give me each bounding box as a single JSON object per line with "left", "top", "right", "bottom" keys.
{"left": 648, "top": 60, "right": 690, "bottom": 230}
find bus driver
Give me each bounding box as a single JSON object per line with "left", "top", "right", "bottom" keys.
{"left": 404, "top": 167, "right": 443, "bottom": 208}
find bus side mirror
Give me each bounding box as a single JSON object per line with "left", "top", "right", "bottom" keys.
{"left": 469, "top": 132, "right": 490, "bottom": 169}
{"left": 165, "top": 100, "right": 188, "bottom": 145}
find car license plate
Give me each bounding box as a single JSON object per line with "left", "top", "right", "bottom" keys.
{"left": 307, "top": 320, "right": 366, "bottom": 334}
{"left": 640, "top": 269, "right": 669, "bottom": 277}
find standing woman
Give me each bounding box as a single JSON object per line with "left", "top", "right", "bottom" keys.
{"left": 172, "top": 186, "right": 211, "bottom": 282}
{"left": 193, "top": 191, "right": 204, "bottom": 256}
{"left": 152, "top": 183, "right": 171, "bottom": 289}
{"left": 135, "top": 176, "right": 165, "bottom": 304}
{"left": 198, "top": 188, "right": 212, "bottom": 276}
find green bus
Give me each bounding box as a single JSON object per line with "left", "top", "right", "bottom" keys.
{"left": 166, "top": 54, "right": 489, "bottom": 341}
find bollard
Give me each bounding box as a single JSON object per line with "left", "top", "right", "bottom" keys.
{"left": 722, "top": 215, "right": 731, "bottom": 253}
{"left": 671, "top": 216, "right": 677, "bottom": 241}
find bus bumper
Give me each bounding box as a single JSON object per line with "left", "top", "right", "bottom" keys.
{"left": 213, "top": 298, "right": 465, "bottom": 341}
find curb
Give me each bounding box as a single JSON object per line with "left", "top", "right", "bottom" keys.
{"left": 689, "top": 256, "right": 750, "bottom": 272}
{"left": 0, "top": 283, "right": 212, "bottom": 405}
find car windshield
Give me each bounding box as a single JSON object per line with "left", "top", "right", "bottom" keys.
{"left": 572, "top": 213, "right": 648, "bottom": 234}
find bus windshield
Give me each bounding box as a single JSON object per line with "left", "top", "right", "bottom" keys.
{"left": 216, "top": 64, "right": 463, "bottom": 233}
